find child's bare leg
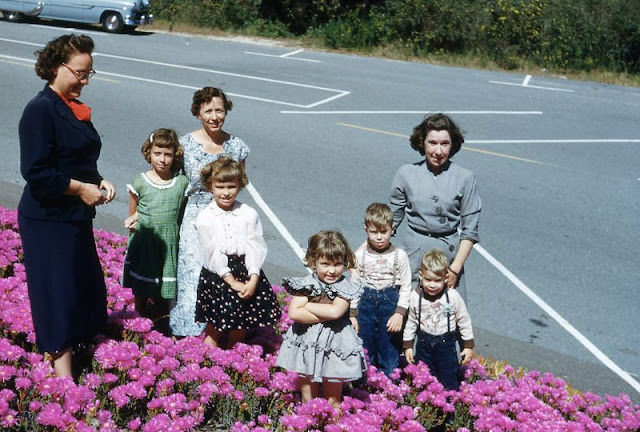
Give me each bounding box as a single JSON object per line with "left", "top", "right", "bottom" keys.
{"left": 203, "top": 324, "right": 222, "bottom": 347}
{"left": 227, "top": 329, "right": 247, "bottom": 348}
{"left": 50, "top": 348, "right": 73, "bottom": 378}
{"left": 299, "top": 376, "right": 320, "bottom": 402}
{"left": 322, "top": 380, "right": 344, "bottom": 409}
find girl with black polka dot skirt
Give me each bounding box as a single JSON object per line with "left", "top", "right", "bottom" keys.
{"left": 193, "top": 156, "right": 280, "bottom": 348}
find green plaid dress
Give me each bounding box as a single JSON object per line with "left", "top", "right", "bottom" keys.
{"left": 123, "top": 172, "right": 188, "bottom": 299}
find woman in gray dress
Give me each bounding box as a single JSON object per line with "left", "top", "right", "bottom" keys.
{"left": 389, "top": 113, "right": 481, "bottom": 299}
{"left": 169, "top": 87, "right": 249, "bottom": 337}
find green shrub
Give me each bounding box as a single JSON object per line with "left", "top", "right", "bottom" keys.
{"left": 149, "top": 0, "right": 639, "bottom": 75}
{"left": 309, "top": 8, "right": 386, "bottom": 49}
{"left": 382, "top": 0, "right": 480, "bottom": 56}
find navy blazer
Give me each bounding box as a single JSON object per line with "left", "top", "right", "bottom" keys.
{"left": 19, "top": 85, "right": 103, "bottom": 221}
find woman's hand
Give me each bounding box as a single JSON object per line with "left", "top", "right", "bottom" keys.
{"left": 447, "top": 267, "right": 460, "bottom": 288}
{"left": 99, "top": 179, "right": 116, "bottom": 203}
{"left": 71, "top": 180, "right": 106, "bottom": 207}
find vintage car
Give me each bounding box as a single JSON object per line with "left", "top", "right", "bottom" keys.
{"left": 0, "top": 0, "right": 152, "bottom": 33}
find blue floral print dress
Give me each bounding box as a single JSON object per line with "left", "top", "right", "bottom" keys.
{"left": 169, "top": 133, "right": 249, "bottom": 337}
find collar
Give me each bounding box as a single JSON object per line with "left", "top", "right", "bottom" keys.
{"left": 367, "top": 240, "right": 392, "bottom": 254}
{"left": 209, "top": 200, "right": 241, "bottom": 215}
{"left": 50, "top": 86, "right": 92, "bottom": 121}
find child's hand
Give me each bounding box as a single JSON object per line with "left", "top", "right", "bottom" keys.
{"left": 238, "top": 276, "right": 258, "bottom": 300}
{"left": 350, "top": 316, "right": 359, "bottom": 332}
{"left": 224, "top": 275, "right": 245, "bottom": 293}
{"left": 404, "top": 347, "right": 415, "bottom": 364}
{"left": 386, "top": 312, "right": 404, "bottom": 333}
{"left": 124, "top": 213, "right": 138, "bottom": 230}
{"left": 460, "top": 348, "right": 474, "bottom": 365}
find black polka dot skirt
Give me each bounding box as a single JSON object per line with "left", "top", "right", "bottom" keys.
{"left": 195, "top": 255, "right": 281, "bottom": 331}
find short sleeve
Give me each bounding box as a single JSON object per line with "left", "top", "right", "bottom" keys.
{"left": 225, "top": 136, "right": 250, "bottom": 161}
{"left": 282, "top": 275, "right": 318, "bottom": 297}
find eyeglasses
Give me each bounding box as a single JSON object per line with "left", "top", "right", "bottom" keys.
{"left": 62, "top": 63, "right": 96, "bottom": 81}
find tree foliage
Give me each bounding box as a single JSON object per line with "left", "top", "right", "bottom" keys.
{"left": 151, "top": 0, "right": 640, "bottom": 73}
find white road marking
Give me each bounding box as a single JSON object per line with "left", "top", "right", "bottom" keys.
{"left": 0, "top": 38, "right": 349, "bottom": 108}
{"left": 490, "top": 79, "right": 574, "bottom": 92}
{"left": 245, "top": 183, "right": 310, "bottom": 273}
{"left": 281, "top": 48, "right": 304, "bottom": 58}
{"left": 475, "top": 243, "right": 640, "bottom": 394}
{"left": 281, "top": 110, "right": 544, "bottom": 115}
{"left": 28, "top": 24, "right": 108, "bottom": 36}
{"left": 245, "top": 48, "right": 321, "bottom": 63}
{"left": 468, "top": 139, "right": 640, "bottom": 144}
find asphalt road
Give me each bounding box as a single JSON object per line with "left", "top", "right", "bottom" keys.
{"left": 1, "top": 19, "right": 639, "bottom": 400}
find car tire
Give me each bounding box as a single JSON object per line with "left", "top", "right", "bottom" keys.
{"left": 102, "top": 12, "right": 124, "bottom": 33}
{"left": 3, "top": 11, "right": 24, "bottom": 22}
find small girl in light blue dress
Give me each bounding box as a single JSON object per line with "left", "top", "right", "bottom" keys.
{"left": 277, "top": 230, "right": 367, "bottom": 409}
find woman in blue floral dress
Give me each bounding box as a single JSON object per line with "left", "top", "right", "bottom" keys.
{"left": 169, "top": 87, "right": 250, "bottom": 337}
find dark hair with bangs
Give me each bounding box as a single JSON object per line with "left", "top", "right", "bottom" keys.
{"left": 140, "top": 128, "right": 184, "bottom": 172}
{"left": 364, "top": 202, "right": 393, "bottom": 229}
{"left": 304, "top": 230, "right": 356, "bottom": 270}
{"left": 200, "top": 156, "right": 247, "bottom": 191}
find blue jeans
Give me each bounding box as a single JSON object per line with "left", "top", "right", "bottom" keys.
{"left": 415, "top": 330, "right": 460, "bottom": 390}
{"left": 357, "top": 286, "right": 401, "bottom": 377}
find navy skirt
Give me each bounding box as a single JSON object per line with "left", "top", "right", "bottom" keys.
{"left": 19, "top": 214, "right": 108, "bottom": 353}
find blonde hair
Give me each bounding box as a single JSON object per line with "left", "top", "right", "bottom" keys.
{"left": 140, "top": 128, "right": 183, "bottom": 172}
{"left": 304, "top": 230, "right": 356, "bottom": 270}
{"left": 200, "top": 156, "right": 248, "bottom": 191}
{"left": 420, "top": 248, "right": 449, "bottom": 278}
{"left": 364, "top": 202, "right": 393, "bottom": 229}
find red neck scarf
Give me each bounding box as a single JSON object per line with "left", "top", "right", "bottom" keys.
{"left": 53, "top": 89, "right": 92, "bottom": 121}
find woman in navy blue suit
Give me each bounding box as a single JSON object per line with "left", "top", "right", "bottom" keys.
{"left": 18, "top": 34, "right": 116, "bottom": 377}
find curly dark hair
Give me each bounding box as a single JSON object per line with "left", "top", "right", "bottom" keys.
{"left": 304, "top": 230, "right": 357, "bottom": 270}
{"left": 35, "top": 34, "right": 94, "bottom": 83}
{"left": 200, "top": 156, "right": 247, "bottom": 191}
{"left": 409, "top": 113, "right": 465, "bottom": 157}
{"left": 140, "top": 128, "right": 184, "bottom": 173}
{"left": 190, "top": 87, "right": 233, "bottom": 117}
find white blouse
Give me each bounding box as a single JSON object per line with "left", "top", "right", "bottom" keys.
{"left": 195, "top": 201, "right": 267, "bottom": 277}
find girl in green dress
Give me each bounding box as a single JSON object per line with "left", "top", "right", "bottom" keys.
{"left": 123, "top": 128, "right": 188, "bottom": 330}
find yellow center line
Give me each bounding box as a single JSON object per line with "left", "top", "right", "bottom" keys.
{"left": 337, "top": 122, "right": 553, "bottom": 166}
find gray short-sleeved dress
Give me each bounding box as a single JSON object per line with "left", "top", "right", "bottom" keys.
{"left": 169, "top": 133, "right": 249, "bottom": 337}
{"left": 276, "top": 274, "right": 367, "bottom": 383}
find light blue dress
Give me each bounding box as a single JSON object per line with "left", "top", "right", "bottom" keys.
{"left": 169, "top": 133, "right": 249, "bottom": 336}
{"left": 276, "top": 273, "right": 367, "bottom": 383}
